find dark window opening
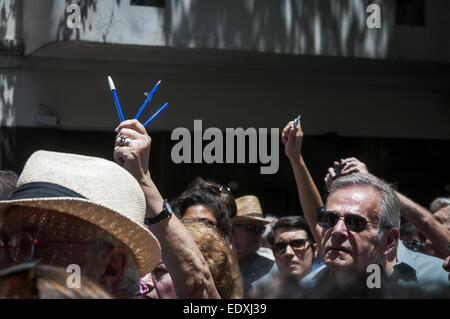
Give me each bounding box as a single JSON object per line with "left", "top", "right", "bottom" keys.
{"left": 396, "top": 0, "right": 425, "bottom": 26}
{"left": 130, "top": 0, "right": 165, "bottom": 8}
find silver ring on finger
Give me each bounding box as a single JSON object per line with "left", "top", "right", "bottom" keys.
{"left": 119, "top": 135, "right": 132, "bottom": 147}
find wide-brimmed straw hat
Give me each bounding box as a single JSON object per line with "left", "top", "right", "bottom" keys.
{"left": 233, "top": 195, "right": 270, "bottom": 225}
{"left": 0, "top": 150, "right": 161, "bottom": 276}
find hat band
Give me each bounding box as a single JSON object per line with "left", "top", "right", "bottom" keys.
{"left": 11, "top": 182, "right": 86, "bottom": 200}
{"left": 242, "top": 212, "right": 264, "bottom": 218}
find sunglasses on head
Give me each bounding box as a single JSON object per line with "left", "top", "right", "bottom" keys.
{"left": 200, "top": 184, "right": 231, "bottom": 195}
{"left": 272, "top": 239, "right": 313, "bottom": 256}
{"left": 317, "top": 207, "right": 383, "bottom": 233}
{"left": 234, "top": 223, "right": 265, "bottom": 235}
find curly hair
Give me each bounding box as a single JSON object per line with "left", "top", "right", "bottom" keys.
{"left": 181, "top": 219, "right": 243, "bottom": 299}
{"left": 188, "top": 177, "right": 237, "bottom": 219}
{"left": 171, "top": 188, "right": 231, "bottom": 240}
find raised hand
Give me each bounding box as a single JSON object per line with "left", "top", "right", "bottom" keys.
{"left": 281, "top": 120, "right": 304, "bottom": 163}
{"left": 113, "top": 119, "right": 151, "bottom": 183}
{"left": 324, "top": 157, "right": 369, "bottom": 190}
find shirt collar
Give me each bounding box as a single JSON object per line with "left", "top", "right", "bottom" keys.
{"left": 390, "top": 241, "right": 419, "bottom": 283}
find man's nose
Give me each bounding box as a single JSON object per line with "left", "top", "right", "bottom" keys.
{"left": 331, "top": 217, "right": 348, "bottom": 240}
{"left": 284, "top": 244, "right": 295, "bottom": 256}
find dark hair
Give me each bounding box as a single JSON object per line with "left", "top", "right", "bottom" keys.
{"left": 0, "top": 171, "right": 18, "bottom": 200}
{"left": 188, "top": 177, "right": 237, "bottom": 219}
{"left": 400, "top": 221, "right": 419, "bottom": 237}
{"left": 266, "top": 215, "right": 314, "bottom": 246}
{"left": 171, "top": 189, "right": 231, "bottom": 240}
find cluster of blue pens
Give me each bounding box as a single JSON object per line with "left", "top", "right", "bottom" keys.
{"left": 107, "top": 76, "right": 169, "bottom": 127}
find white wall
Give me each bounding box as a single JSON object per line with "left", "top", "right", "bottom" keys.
{"left": 2, "top": 53, "right": 449, "bottom": 140}
{"left": 20, "top": 0, "right": 450, "bottom": 63}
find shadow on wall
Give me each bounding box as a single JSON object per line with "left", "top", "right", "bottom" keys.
{"left": 55, "top": 0, "right": 122, "bottom": 42}
{"left": 52, "top": 0, "right": 394, "bottom": 59}
{"left": 0, "top": 0, "right": 17, "bottom": 39}
{"left": 163, "top": 0, "right": 394, "bottom": 59}
{"left": 0, "top": 73, "right": 17, "bottom": 169}
{"left": 0, "top": 73, "right": 16, "bottom": 126}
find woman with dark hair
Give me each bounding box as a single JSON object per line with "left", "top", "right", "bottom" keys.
{"left": 171, "top": 187, "right": 232, "bottom": 241}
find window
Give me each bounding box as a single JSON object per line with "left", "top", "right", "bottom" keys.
{"left": 396, "top": 0, "right": 425, "bottom": 26}
{"left": 130, "top": 0, "right": 166, "bottom": 8}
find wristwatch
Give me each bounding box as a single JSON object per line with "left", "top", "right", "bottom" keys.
{"left": 144, "top": 199, "right": 173, "bottom": 226}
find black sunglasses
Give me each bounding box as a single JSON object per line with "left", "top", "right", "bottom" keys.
{"left": 317, "top": 207, "right": 383, "bottom": 233}
{"left": 272, "top": 239, "right": 313, "bottom": 255}
{"left": 234, "top": 223, "right": 265, "bottom": 235}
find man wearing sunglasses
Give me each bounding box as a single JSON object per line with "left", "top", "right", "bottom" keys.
{"left": 303, "top": 173, "right": 402, "bottom": 283}
{"left": 267, "top": 216, "right": 317, "bottom": 280}
{"left": 231, "top": 195, "right": 275, "bottom": 297}
{"left": 303, "top": 173, "right": 450, "bottom": 290}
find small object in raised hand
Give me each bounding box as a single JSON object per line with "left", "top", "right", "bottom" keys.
{"left": 291, "top": 115, "right": 301, "bottom": 128}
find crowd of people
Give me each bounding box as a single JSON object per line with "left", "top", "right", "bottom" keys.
{"left": 0, "top": 119, "right": 449, "bottom": 299}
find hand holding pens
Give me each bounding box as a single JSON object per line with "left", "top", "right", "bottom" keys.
{"left": 107, "top": 76, "right": 169, "bottom": 127}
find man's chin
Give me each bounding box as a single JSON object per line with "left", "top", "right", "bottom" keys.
{"left": 324, "top": 254, "right": 354, "bottom": 270}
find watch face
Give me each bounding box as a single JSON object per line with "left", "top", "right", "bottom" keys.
{"left": 163, "top": 200, "right": 173, "bottom": 215}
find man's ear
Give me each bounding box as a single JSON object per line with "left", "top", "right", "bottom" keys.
{"left": 99, "top": 247, "right": 129, "bottom": 292}
{"left": 313, "top": 243, "right": 319, "bottom": 259}
{"left": 382, "top": 228, "right": 399, "bottom": 256}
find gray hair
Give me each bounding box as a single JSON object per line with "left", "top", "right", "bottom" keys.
{"left": 430, "top": 197, "right": 450, "bottom": 214}
{"left": 82, "top": 227, "right": 141, "bottom": 299}
{"left": 327, "top": 173, "right": 400, "bottom": 239}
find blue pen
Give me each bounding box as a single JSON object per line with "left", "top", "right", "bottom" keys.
{"left": 108, "top": 76, "right": 125, "bottom": 122}
{"left": 143, "top": 102, "right": 169, "bottom": 127}
{"left": 135, "top": 80, "right": 161, "bottom": 120}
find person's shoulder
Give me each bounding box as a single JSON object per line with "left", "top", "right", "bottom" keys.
{"left": 397, "top": 241, "right": 448, "bottom": 285}
{"left": 256, "top": 247, "right": 275, "bottom": 261}
{"left": 301, "top": 264, "right": 328, "bottom": 286}
{"left": 252, "top": 263, "right": 280, "bottom": 289}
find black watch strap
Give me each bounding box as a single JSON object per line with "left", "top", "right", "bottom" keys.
{"left": 144, "top": 199, "right": 173, "bottom": 226}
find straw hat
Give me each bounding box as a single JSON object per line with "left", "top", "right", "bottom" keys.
{"left": 0, "top": 150, "right": 161, "bottom": 276}
{"left": 233, "top": 195, "right": 270, "bottom": 225}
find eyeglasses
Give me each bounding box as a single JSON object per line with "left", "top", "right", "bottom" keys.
{"left": 272, "top": 239, "right": 313, "bottom": 256}
{"left": 0, "top": 233, "right": 91, "bottom": 264}
{"left": 317, "top": 207, "right": 383, "bottom": 233}
{"left": 404, "top": 239, "right": 424, "bottom": 252}
{"left": 233, "top": 223, "right": 265, "bottom": 235}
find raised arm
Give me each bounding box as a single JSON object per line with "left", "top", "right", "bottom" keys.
{"left": 113, "top": 119, "right": 220, "bottom": 299}
{"left": 281, "top": 120, "right": 323, "bottom": 247}
{"left": 327, "top": 157, "right": 450, "bottom": 259}
{"left": 395, "top": 192, "right": 450, "bottom": 258}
